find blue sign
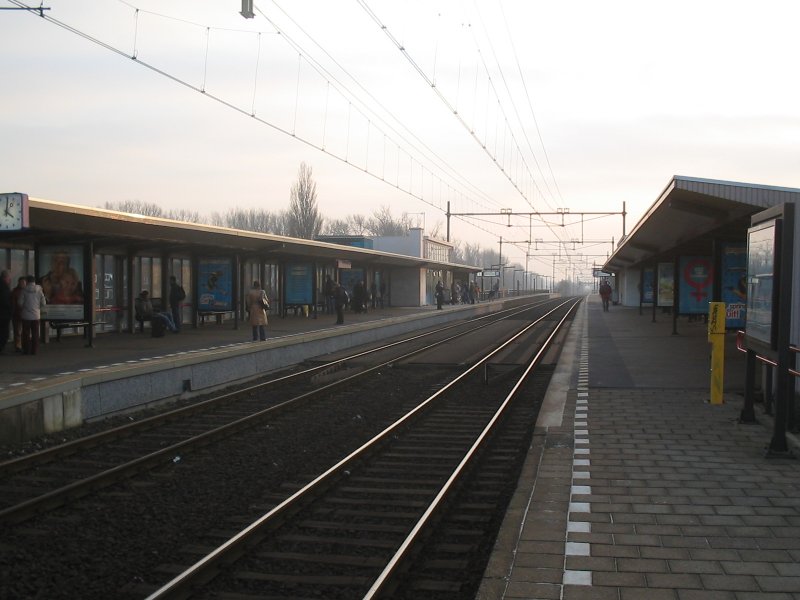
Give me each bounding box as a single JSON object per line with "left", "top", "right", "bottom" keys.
{"left": 642, "top": 268, "right": 655, "bottom": 304}
{"left": 198, "top": 258, "right": 232, "bottom": 311}
{"left": 679, "top": 256, "right": 713, "bottom": 314}
{"left": 285, "top": 263, "right": 314, "bottom": 305}
{"left": 721, "top": 244, "right": 747, "bottom": 329}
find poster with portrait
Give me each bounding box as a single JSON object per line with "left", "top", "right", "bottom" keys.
{"left": 285, "top": 263, "right": 313, "bottom": 305}
{"left": 198, "top": 258, "right": 232, "bottom": 311}
{"left": 38, "top": 245, "right": 85, "bottom": 319}
{"left": 678, "top": 256, "right": 713, "bottom": 314}
{"left": 656, "top": 262, "right": 674, "bottom": 307}
{"left": 721, "top": 244, "right": 747, "bottom": 329}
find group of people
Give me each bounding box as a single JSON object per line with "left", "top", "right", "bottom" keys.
{"left": 0, "top": 271, "right": 48, "bottom": 355}
{"left": 323, "top": 275, "right": 385, "bottom": 324}
{"left": 435, "top": 279, "right": 481, "bottom": 310}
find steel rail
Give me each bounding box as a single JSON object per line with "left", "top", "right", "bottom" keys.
{"left": 0, "top": 297, "right": 554, "bottom": 478}
{"left": 0, "top": 299, "right": 560, "bottom": 525}
{"left": 363, "top": 297, "right": 581, "bottom": 599}
{"left": 144, "top": 297, "right": 578, "bottom": 600}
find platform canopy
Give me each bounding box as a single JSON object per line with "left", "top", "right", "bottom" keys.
{"left": 604, "top": 176, "right": 800, "bottom": 271}
{"left": 3, "top": 197, "right": 479, "bottom": 273}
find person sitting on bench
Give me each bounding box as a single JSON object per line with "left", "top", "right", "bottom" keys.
{"left": 135, "top": 290, "right": 178, "bottom": 334}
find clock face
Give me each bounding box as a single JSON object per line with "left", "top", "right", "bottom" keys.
{"left": 0, "top": 193, "right": 29, "bottom": 231}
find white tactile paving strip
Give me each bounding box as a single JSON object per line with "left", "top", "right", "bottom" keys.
{"left": 563, "top": 314, "right": 592, "bottom": 588}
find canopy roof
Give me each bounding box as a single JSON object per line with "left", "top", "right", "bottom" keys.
{"left": 604, "top": 176, "right": 800, "bottom": 271}
{"left": 3, "top": 197, "right": 479, "bottom": 273}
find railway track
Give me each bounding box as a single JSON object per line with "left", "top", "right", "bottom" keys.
{"left": 144, "top": 298, "right": 580, "bottom": 600}
{"left": 0, "top": 298, "right": 558, "bottom": 526}
{"left": 0, "top": 297, "right": 579, "bottom": 600}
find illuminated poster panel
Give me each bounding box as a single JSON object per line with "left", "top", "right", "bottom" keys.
{"left": 285, "top": 263, "right": 313, "bottom": 305}
{"left": 38, "top": 245, "right": 85, "bottom": 320}
{"left": 678, "top": 256, "right": 713, "bottom": 314}
{"left": 745, "top": 222, "right": 776, "bottom": 347}
{"left": 198, "top": 258, "right": 232, "bottom": 311}
{"left": 657, "top": 262, "right": 674, "bottom": 307}
{"left": 721, "top": 244, "right": 747, "bottom": 329}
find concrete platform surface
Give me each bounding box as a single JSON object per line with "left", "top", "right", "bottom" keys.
{"left": 479, "top": 296, "right": 800, "bottom": 600}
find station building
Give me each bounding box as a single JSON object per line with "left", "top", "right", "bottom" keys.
{"left": 0, "top": 195, "right": 480, "bottom": 341}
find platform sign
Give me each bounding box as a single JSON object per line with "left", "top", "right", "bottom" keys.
{"left": 198, "top": 258, "right": 232, "bottom": 311}
{"left": 657, "top": 262, "right": 674, "bottom": 307}
{"left": 480, "top": 270, "right": 500, "bottom": 277}
{"left": 745, "top": 221, "right": 777, "bottom": 348}
{"left": 721, "top": 244, "right": 747, "bottom": 329}
{"left": 679, "top": 256, "right": 713, "bottom": 314}
{"left": 284, "top": 262, "right": 313, "bottom": 305}
{"left": 38, "top": 245, "right": 85, "bottom": 320}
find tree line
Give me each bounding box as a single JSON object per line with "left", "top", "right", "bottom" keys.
{"left": 104, "top": 162, "right": 506, "bottom": 270}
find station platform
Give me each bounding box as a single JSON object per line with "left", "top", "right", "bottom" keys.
{"left": 0, "top": 304, "right": 432, "bottom": 393}
{"left": 479, "top": 297, "right": 800, "bottom": 600}
{"left": 0, "top": 302, "right": 483, "bottom": 445}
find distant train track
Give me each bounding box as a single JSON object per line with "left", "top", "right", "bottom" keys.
{"left": 0, "top": 297, "right": 580, "bottom": 600}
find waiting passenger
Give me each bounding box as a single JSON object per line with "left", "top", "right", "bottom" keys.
{"left": 246, "top": 280, "right": 269, "bottom": 341}
{"left": 135, "top": 290, "right": 178, "bottom": 335}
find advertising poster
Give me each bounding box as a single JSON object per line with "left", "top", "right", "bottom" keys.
{"left": 198, "top": 258, "right": 232, "bottom": 311}
{"left": 678, "top": 256, "right": 713, "bottom": 314}
{"left": 285, "top": 263, "right": 313, "bottom": 305}
{"left": 642, "top": 268, "right": 655, "bottom": 304}
{"left": 339, "top": 268, "right": 365, "bottom": 294}
{"left": 745, "top": 222, "right": 776, "bottom": 346}
{"left": 38, "top": 245, "right": 85, "bottom": 319}
{"left": 721, "top": 244, "right": 747, "bottom": 329}
{"left": 657, "top": 262, "right": 674, "bottom": 307}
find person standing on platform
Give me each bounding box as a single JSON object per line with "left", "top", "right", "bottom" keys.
{"left": 0, "top": 270, "right": 11, "bottom": 354}
{"left": 324, "top": 275, "right": 335, "bottom": 315}
{"left": 168, "top": 276, "right": 186, "bottom": 332}
{"left": 11, "top": 276, "right": 25, "bottom": 352}
{"left": 333, "top": 283, "right": 347, "bottom": 324}
{"left": 18, "top": 275, "right": 46, "bottom": 355}
{"left": 599, "top": 279, "right": 612, "bottom": 312}
{"left": 379, "top": 280, "right": 386, "bottom": 308}
{"left": 435, "top": 280, "right": 444, "bottom": 310}
{"left": 247, "top": 280, "right": 269, "bottom": 341}
{"left": 370, "top": 281, "right": 378, "bottom": 309}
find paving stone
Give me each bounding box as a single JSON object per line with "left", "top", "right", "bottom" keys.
{"left": 620, "top": 588, "right": 677, "bottom": 600}
{"left": 562, "top": 585, "right": 619, "bottom": 600}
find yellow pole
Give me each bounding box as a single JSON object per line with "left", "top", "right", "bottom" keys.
{"left": 708, "top": 302, "right": 726, "bottom": 405}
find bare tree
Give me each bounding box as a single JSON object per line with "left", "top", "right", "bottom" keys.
{"left": 323, "top": 218, "right": 352, "bottom": 235}
{"left": 104, "top": 200, "right": 163, "bottom": 217}
{"left": 461, "top": 241, "right": 482, "bottom": 267}
{"left": 287, "top": 162, "right": 323, "bottom": 239}
{"left": 165, "top": 209, "right": 205, "bottom": 223}
{"left": 347, "top": 214, "right": 370, "bottom": 235}
{"left": 217, "top": 208, "right": 289, "bottom": 235}
{"left": 368, "top": 205, "right": 409, "bottom": 236}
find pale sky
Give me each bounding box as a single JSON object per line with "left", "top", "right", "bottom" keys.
{"left": 2, "top": 0, "right": 799, "bottom": 280}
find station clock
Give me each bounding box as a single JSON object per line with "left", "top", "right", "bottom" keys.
{"left": 0, "top": 193, "right": 29, "bottom": 231}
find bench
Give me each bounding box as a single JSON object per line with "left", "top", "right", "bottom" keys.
{"left": 198, "top": 311, "right": 229, "bottom": 325}
{"left": 49, "top": 321, "right": 92, "bottom": 342}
